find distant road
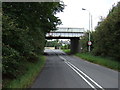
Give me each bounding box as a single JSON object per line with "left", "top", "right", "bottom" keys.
{"left": 31, "top": 49, "right": 119, "bottom": 89}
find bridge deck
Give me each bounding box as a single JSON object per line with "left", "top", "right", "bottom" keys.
{"left": 46, "top": 27, "right": 85, "bottom": 39}
{"left": 45, "top": 36, "right": 80, "bottom": 39}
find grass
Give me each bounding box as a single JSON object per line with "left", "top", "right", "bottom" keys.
{"left": 5, "top": 55, "right": 46, "bottom": 88}
{"left": 75, "top": 53, "right": 120, "bottom": 71}
{"left": 62, "top": 49, "right": 120, "bottom": 71}
{"left": 62, "top": 49, "right": 70, "bottom": 54}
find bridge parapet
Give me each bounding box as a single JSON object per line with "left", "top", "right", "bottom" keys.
{"left": 46, "top": 27, "right": 85, "bottom": 38}
{"left": 53, "top": 27, "right": 85, "bottom": 32}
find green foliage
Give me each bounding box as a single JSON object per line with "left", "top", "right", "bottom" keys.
{"left": 61, "top": 44, "right": 70, "bottom": 49}
{"left": 81, "top": 31, "right": 94, "bottom": 52}
{"left": 81, "top": 2, "right": 120, "bottom": 60}
{"left": 92, "top": 2, "right": 120, "bottom": 59}
{"left": 62, "top": 49, "right": 70, "bottom": 54}
{"left": 3, "top": 56, "right": 45, "bottom": 88}
{"left": 76, "top": 53, "right": 120, "bottom": 71}
{"left": 46, "top": 40, "right": 62, "bottom": 47}
{"left": 2, "top": 2, "right": 65, "bottom": 87}
{"left": 2, "top": 44, "right": 21, "bottom": 78}
{"left": 27, "top": 52, "right": 39, "bottom": 63}
{"left": 2, "top": 2, "right": 65, "bottom": 33}
{"left": 2, "top": 14, "right": 34, "bottom": 55}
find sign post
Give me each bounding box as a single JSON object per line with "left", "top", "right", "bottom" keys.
{"left": 88, "top": 41, "right": 92, "bottom": 52}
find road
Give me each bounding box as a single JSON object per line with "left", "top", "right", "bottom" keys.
{"left": 31, "top": 49, "right": 119, "bottom": 89}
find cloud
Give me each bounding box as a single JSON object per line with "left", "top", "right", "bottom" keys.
{"left": 57, "top": 0, "right": 119, "bottom": 30}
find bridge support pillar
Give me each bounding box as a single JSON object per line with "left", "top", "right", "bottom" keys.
{"left": 70, "top": 38, "right": 81, "bottom": 54}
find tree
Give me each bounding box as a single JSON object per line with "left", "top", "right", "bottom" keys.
{"left": 80, "top": 2, "right": 120, "bottom": 60}
{"left": 2, "top": 2, "right": 65, "bottom": 80}
{"left": 81, "top": 31, "right": 94, "bottom": 52}
{"left": 92, "top": 2, "right": 120, "bottom": 60}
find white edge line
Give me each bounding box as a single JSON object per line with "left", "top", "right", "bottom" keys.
{"left": 59, "top": 56, "right": 104, "bottom": 90}
{"left": 67, "top": 62, "right": 104, "bottom": 90}
{"left": 65, "top": 61, "right": 97, "bottom": 90}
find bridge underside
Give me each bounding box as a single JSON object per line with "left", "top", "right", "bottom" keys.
{"left": 45, "top": 37, "right": 82, "bottom": 54}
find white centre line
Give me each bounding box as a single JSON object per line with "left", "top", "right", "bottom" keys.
{"left": 65, "top": 61, "right": 97, "bottom": 90}
{"left": 59, "top": 56, "right": 105, "bottom": 90}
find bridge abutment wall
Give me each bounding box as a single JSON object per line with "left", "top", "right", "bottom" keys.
{"left": 70, "top": 38, "right": 81, "bottom": 54}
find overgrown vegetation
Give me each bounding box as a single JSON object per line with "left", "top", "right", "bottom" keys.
{"left": 81, "top": 2, "right": 120, "bottom": 61}
{"left": 75, "top": 53, "right": 120, "bottom": 71}
{"left": 4, "top": 56, "right": 45, "bottom": 88}
{"left": 62, "top": 49, "right": 70, "bottom": 54}
{"left": 62, "top": 2, "right": 120, "bottom": 71}
{"left": 61, "top": 44, "right": 70, "bottom": 49}
{"left": 2, "top": 2, "right": 64, "bottom": 88}
{"left": 46, "top": 40, "right": 62, "bottom": 49}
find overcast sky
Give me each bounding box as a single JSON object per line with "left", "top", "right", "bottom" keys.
{"left": 56, "top": 0, "right": 119, "bottom": 30}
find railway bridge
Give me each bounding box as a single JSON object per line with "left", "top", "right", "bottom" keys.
{"left": 45, "top": 27, "right": 85, "bottom": 54}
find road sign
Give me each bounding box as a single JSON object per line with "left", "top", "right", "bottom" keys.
{"left": 88, "top": 41, "right": 92, "bottom": 46}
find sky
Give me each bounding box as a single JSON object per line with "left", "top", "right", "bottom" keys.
{"left": 56, "top": 0, "right": 119, "bottom": 30}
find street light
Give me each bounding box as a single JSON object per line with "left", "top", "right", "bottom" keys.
{"left": 82, "top": 8, "right": 92, "bottom": 52}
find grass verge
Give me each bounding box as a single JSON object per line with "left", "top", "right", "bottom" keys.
{"left": 5, "top": 55, "right": 46, "bottom": 88}
{"left": 62, "top": 49, "right": 70, "bottom": 54}
{"left": 75, "top": 53, "right": 120, "bottom": 71}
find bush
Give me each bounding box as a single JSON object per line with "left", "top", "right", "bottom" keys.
{"left": 80, "top": 2, "right": 120, "bottom": 60}
{"left": 2, "top": 44, "right": 22, "bottom": 79}
{"left": 27, "top": 52, "right": 39, "bottom": 63}
{"left": 2, "top": 2, "right": 65, "bottom": 85}
{"left": 92, "top": 2, "right": 120, "bottom": 60}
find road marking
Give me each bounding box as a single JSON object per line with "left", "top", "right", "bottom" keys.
{"left": 59, "top": 56, "right": 105, "bottom": 90}
{"left": 59, "top": 56, "right": 67, "bottom": 61}
{"left": 65, "top": 61, "right": 97, "bottom": 90}
{"left": 67, "top": 62, "right": 104, "bottom": 90}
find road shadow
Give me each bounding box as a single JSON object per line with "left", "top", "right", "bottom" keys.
{"left": 43, "top": 52, "right": 73, "bottom": 56}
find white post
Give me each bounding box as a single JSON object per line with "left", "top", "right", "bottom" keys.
{"left": 82, "top": 8, "right": 92, "bottom": 52}
{"left": 88, "top": 12, "right": 91, "bottom": 52}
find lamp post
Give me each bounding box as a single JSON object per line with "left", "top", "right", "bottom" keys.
{"left": 82, "top": 8, "right": 92, "bottom": 52}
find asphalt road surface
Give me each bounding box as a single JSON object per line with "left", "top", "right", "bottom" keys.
{"left": 31, "top": 49, "right": 119, "bottom": 90}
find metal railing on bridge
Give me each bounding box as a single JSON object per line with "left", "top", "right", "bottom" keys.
{"left": 46, "top": 27, "right": 85, "bottom": 37}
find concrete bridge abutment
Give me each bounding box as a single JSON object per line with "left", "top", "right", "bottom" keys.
{"left": 70, "top": 38, "right": 81, "bottom": 54}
